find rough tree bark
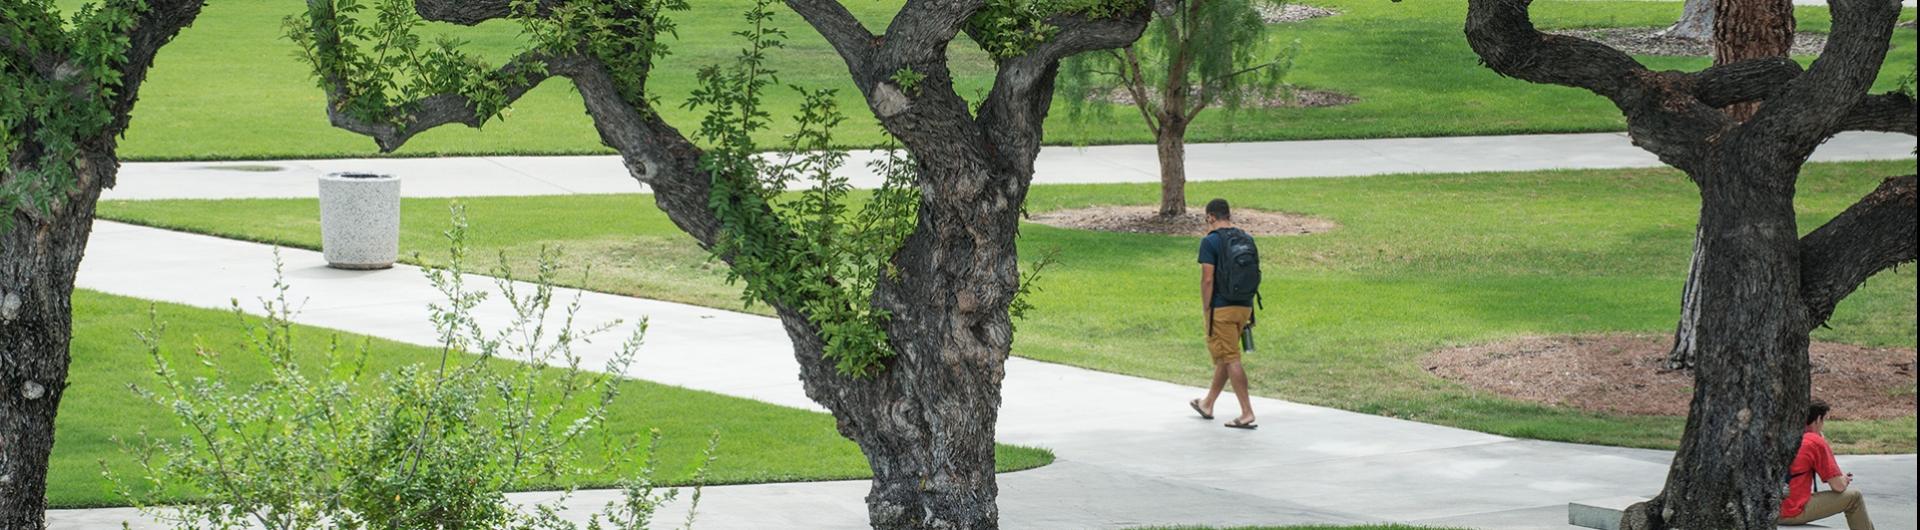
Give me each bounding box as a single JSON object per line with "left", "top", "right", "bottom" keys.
{"left": 0, "top": 2, "right": 205, "bottom": 527}
{"left": 1660, "top": 0, "right": 1715, "bottom": 41}
{"left": 1155, "top": 120, "right": 1190, "bottom": 217}
{"left": 1666, "top": 0, "right": 1798, "bottom": 370}
{"left": 323, "top": 1, "right": 1149, "bottom": 527}
{"left": 0, "top": 162, "right": 107, "bottom": 528}
{"left": 1464, "top": 0, "right": 1914, "bottom": 528}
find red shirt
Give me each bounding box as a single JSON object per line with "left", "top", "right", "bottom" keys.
{"left": 1779, "top": 430, "right": 1843, "bottom": 518}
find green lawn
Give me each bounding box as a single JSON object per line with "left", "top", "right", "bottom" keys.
{"left": 80, "top": 0, "right": 1918, "bottom": 160}
{"left": 98, "top": 160, "right": 1920, "bottom": 454}
{"left": 52, "top": 290, "right": 1053, "bottom": 508}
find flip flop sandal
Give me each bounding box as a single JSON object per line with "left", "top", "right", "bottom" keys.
{"left": 1189, "top": 399, "right": 1214, "bottom": 420}
{"left": 1224, "top": 419, "right": 1258, "bottom": 430}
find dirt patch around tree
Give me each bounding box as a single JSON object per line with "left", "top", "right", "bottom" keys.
{"left": 1260, "top": 3, "right": 1338, "bottom": 23}
{"left": 1027, "top": 205, "right": 1336, "bottom": 237}
{"left": 1425, "top": 334, "right": 1916, "bottom": 420}
{"left": 1093, "top": 86, "right": 1358, "bottom": 110}
{"left": 1554, "top": 28, "right": 1828, "bottom": 57}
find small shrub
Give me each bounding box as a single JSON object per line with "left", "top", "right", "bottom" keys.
{"left": 107, "top": 206, "right": 712, "bottom": 530}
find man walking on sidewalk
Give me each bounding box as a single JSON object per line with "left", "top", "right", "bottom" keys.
{"left": 1189, "top": 199, "right": 1260, "bottom": 429}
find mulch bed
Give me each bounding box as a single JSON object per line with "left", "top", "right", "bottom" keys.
{"left": 1261, "top": 3, "right": 1338, "bottom": 24}
{"left": 1093, "top": 86, "right": 1357, "bottom": 110}
{"left": 1027, "top": 205, "right": 1336, "bottom": 237}
{"left": 1554, "top": 28, "right": 1829, "bottom": 57}
{"left": 1424, "top": 334, "right": 1916, "bottom": 420}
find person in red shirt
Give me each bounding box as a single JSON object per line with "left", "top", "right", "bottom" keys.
{"left": 1779, "top": 399, "right": 1874, "bottom": 529}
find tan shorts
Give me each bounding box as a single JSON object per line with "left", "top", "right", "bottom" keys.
{"left": 1207, "top": 306, "right": 1253, "bottom": 365}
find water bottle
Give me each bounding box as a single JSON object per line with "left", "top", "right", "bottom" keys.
{"left": 1241, "top": 326, "right": 1255, "bottom": 353}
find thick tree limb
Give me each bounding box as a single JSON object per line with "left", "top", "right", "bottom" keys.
{"left": 565, "top": 58, "right": 722, "bottom": 246}
{"left": 1831, "top": 91, "right": 1917, "bottom": 135}
{"left": 1743, "top": 0, "right": 1901, "bottom": 154}
{"left": 1690, "top": 57, "right": 1802, "bottom": 108}
{"left": 975, "top": 9, "right": 1148, "bottom": 169}
{"left": 1466, "top": 0, "right": 1726, "bottom": 166}
{"left": 1799, "top": 175, "right": 1916, "bottom": 327}
{"left": 879, "top": 0, "right": 983, "bottom": 64}
{"left": 1466, "top": 0, "right": 1649, "bottom": 102}
{"left": 413, "top": 0, "right": 560, "bottom": 25}
{"left": 324, "top": 52, "right": 571, "bottom": 152}
{"left": 984, "top": 9, "right": 1149, "bottom": 115}
{"left": 786, "top": 0, "right": 879, "bottom": 72}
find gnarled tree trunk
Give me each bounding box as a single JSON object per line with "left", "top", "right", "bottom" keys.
{"left": 323, "top": 2, "right": 1151, "bottom": 526}
{"left": 1667, "top": 0, "right": 1798, "bottom": 370}
{"left": 1655, "top": 155, "right": 1813, "bottom": 529}
{"left": 1, "top": 2, "right": 203, "bottom": 525}
{"left": 0, "top": 158, "right": 110, "bottom": 529}
{"left": 1155, "top": 121, "right": 1190, "bottom": 217}
{"left": 1465, "top": 0, "right": 1912, "bottom": 527}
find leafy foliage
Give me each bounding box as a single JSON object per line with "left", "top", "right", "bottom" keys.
{"left": 0, "top": 0, "right": 143, "bottom": 225}
{"left": 1060, "top": 0, "right": 1296, "bottom": 126}
{"left": 284, "top": 0, "right": 686, "bottom": 130}
{"left": 687, "top": 0, "right": 921, "bottom": 378}
{"left": 965, "top": 0, "right": 1147, "bottom": 59}
{"left": 109, "top": 207, "right": 714, "bottom": 529}
{"left": 889, "top": 66, "right": 925, "bottom": 96}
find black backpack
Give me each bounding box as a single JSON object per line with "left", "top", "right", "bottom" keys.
{"left": 1211, "top": 228, "right": 1261, "bottom": 306}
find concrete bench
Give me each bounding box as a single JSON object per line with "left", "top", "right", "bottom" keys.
{"left": 1568, "top": 496, "right": 1643, "bottom": 530}
{"left": 1568, "top": 497, "right": 1836, "bottom": 530}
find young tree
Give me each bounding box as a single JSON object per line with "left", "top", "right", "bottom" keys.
{"left": 1665, "top": 0, "right": 1799, "bottom": 370}
{"left": 1060, "top": 0, "right": 1290, "bottom": 218}
{"left": 1, "top": 1, "right": 205, "bottom": 526}
{"left": 1465, "top": 0, "right": 1915, "bottom": 528}
{"left": 291, "top": 0, "right": 1149, "bottom": 526}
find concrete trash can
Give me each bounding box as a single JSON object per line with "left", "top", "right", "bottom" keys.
{"left": 318, "top": 172, "right": 400, "bottom": 270}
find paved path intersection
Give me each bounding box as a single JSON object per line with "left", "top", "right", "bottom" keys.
{"left": 50, "top": 132, "right": 1920, "bottom": 528}
{"left": 103, "top": 132, "right": 1914, "bottom": 200}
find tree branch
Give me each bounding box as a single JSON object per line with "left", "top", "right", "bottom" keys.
{"left": 1689, "top": 57, "right": 1802, "bottom": 108}
{"left": 786, "top": 0, "right": 879, "bottom": 72}
{"left": 0, "top": 33, "right": 27, "bottom": 60}
{"left": 1830, "top": 91, "right": 1917, "bottom": 136}
{"left": 1190, "top": 62, "right": 1280, "bottom": 117}
{"left": 879, "top": 0, "right": 984, "bottom": 64}
{"left": 565, "top": 57, "right": 724, "bottom": 247}
{"left": 1799, "top": 174, "right": 1917, "bottom": 328}
{"left": 324, "top": 52, "right": 572, "bottom": 152}
{"left": 975, "top": 8, "right": 1149, "bottom": 151}
{"left": 1742, "top": 0, "right": 1902, "bottom": 154}
{"left": 1467, "top": 0, "right": 1729, "bottom": 166}
{"left": 1117, "top": 47, "right": 1161, "bottom": 131}
{"left": 1466, "top": 0, "right": 1651, "bottom": 102}
{"left": 412, "top": 0, "right": 560, "bottom": 25}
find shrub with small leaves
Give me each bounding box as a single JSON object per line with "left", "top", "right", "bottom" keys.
{"left": 1, "top": 0, "right": 144, "bottom": 226}
{"left": 965, "top": 0, "right": 1147, "bottom": 60}
{"left": 108, "top": 206, "right": 714, "bottom": 530}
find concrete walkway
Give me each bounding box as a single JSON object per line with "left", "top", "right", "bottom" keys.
{"left": 101, "top": 131, "right": 1916, "bottom": 200}
{"left": 50, "top": 222, "right": 1919, "bottom": 529}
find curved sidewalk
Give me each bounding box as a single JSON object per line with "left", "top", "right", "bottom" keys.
{"left": 102, "top": 131, "right": 1915, "bottom": 200}
{"left": 50, "top": 221, "right": 1918, "bottom": 529}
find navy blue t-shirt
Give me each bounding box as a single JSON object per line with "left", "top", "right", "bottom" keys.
{"left": 1197, "top": 232, "right": 1247, "bottom": 308}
